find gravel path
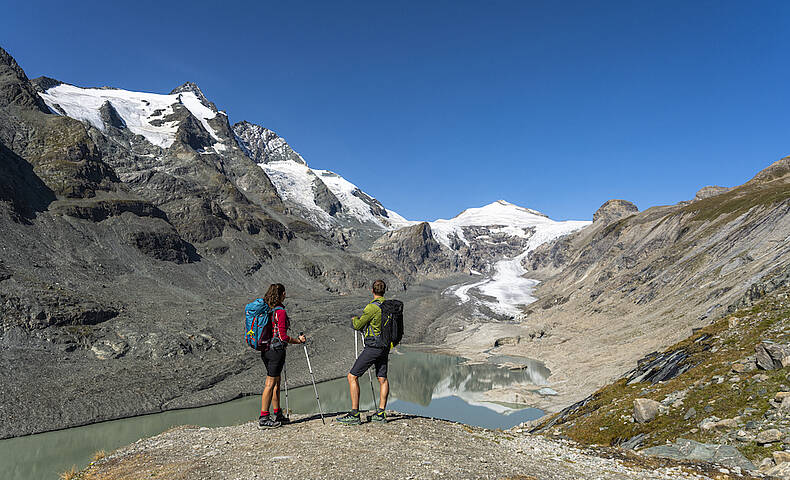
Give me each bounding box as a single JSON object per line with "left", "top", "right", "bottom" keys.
{"left": 78, "top": 413, "right": 744, "bottom": 480}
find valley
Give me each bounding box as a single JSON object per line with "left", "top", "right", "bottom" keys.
{"left": 2, "top": 40, "right": 790, "bottom": 478}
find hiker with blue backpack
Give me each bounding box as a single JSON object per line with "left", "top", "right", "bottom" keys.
{"left": 245, "top": 283, "right": 305, "bottom": 429}
{"left": 337, "top": 279, "right": 403, "bottom": 425}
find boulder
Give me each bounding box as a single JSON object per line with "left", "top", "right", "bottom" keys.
{"left": 773, "top": 451, "right": 790, "bottom": 465}
{"left": 619, "top": 433, "right": 647, "bottom": 450}
{"left": 90, "top": 339, "right": 129, "bottom": 360}
{"left": 776, "top": 392, "right": 790, "bottom": 402}
{"left": 755, "top": 341, "right": 790, "bottom": 370}
{"left": 592, "top": 199, "right": 638, "bottom": 225}
{"left": 642, "top": 438, "right": 756, "bottom": 471}
{"left": 633, "top": 398, "right": 661, "bottom": 423}
{"left": 760, "top": 457, "right": 776, "bottom": 473}
{"left": 736, "top": 430, "right": 754, "bottom": 442}
{"left": 732, "top": 360, "right": 756, "bottom": 373}
{"left": 701, "top": 418, "right": 739, "bottom": 431}
{"left": 756, "top": 429, "right": 783, "bottom": 444}
{"left": 626, "top": 350, "right": 691, "bottom": 385}
{"left": 766, "top": 462, "right": 790, "bottom": 479}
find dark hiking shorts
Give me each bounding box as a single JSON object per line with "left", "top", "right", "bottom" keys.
{"left": 261, "top": 347, "right": 286, "bottom": 377}
{"left": 350, "top": 346, "right": 390, "bottom": 378}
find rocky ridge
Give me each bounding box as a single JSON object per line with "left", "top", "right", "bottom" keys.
{"left": 73, "top": 414, "right": 732, "bottom": 480}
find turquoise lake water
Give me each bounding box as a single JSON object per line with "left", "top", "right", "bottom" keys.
{"left": 0, "top": 349, "right": 548, "bottom": 480}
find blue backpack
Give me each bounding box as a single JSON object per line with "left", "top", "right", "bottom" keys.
{"left": 244, "top": 299, "right": 282, "bottom": 350}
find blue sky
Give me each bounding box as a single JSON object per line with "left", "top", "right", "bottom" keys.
{"left": 4, "top": 1, "right": 789, "bottom": 221}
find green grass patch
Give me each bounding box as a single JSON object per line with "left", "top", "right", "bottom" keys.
{"left": 545, "top": 290, "right": 790, "bottom": 461}
{"left": 681, "top": 182, "right": 790, "bottom": 223}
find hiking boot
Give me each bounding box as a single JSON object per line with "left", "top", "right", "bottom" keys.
{"left": 370, "top": 409, "right": 387, "bottom": 423}
{"left": 258, "top": 414, "right": 281, "bottom": 429}
{"left": 336, "top": 411, "right": 361, "bottom": 425}
{"left": 274, "top": 411, "right": 290, "bottom": 424}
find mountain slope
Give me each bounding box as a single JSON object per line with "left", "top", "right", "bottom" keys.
{"left": 0, "top": 46, "right": 404, "bottom": 439}
{"left": 233, "top": 120, "right": 411, "bottom": 240}
{"left": 443, "top": 157, "right": 790, "bottom": 413}
{"left": 532, "top": 285, "right": 790, "bottom": 472}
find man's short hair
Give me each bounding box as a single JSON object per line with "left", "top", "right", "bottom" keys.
{"left": 372, "top": 279, "right": 386, "bottom": 296}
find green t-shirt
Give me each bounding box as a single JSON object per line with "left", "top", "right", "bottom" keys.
{"left": 352, "top": 297, "right": 385, "bottom": 339}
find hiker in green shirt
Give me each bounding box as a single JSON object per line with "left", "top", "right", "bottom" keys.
{"left": 337, "top": 279, "right": 390, "bottom": 424}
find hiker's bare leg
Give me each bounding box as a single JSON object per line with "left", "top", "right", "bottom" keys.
{"left": 378, "top": 377, "right": 389, "bottom": 410}
{"left": 261, "top": 375, "right": 277, "bottom": 412}
{"left": 347, "top": 373, "right": 360, "bottom": 410}
{"left": 272, "top": 376, "right": 281, "bottom": 410}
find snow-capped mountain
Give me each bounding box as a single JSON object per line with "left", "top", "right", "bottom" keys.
{"left": 36, "top": 79, "right": 410, "bottom": 240}
{"left": 429, "top": 200, "right": 590, "bottom": 316}
{"left": 362, "top": 198, "right": 591, "bottom": 315}
{"left": 34, "top": 76, "right": 587, "bottom": 314}
{"left": 39, "top": 82, "right": 230, "bottom": 152}
{"left": 429, "top": 200, "right": 573, "bottom": 250}
{"left": 233, "top": 120, "right": 411, "bottom": 232}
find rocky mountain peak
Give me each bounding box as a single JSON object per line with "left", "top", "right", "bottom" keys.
{"left": 694, "top": 186, "right": 730, "bottom": 202}
{"left": 0, "top": 47, "right": 50, "bottom": 113}
{"left": 170, "top": 82, "right": 216, "bottom": 111}
{"left": 233, "top": 120, "right": 306, "bottom": 165}
{"left": 364, "top": 221, "right": 451, "bottom": 280}
{"left": 30, "top": 76, "right": 62, "bottom": 93}
{"left": 98, "top": 100, "right": 126, "bottom": 130}
{"left": 747, "top": 156, "right": 790, "bottom": 185}
{"left": 592, "top": 199, "right": 638, "bottom": 225}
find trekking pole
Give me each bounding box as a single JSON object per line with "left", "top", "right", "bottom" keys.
{"left": 301, "top": 333, "right": 325, "bottom": 424}
{"left": 283, "top": 361, "right": 289, "bottom": 420}
{"left": 360, "top": 331, "right": 378, "bottom": 409}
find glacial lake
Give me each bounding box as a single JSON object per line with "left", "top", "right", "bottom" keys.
{"left": 1, "top": 349, "right": 548, "bottom": 480}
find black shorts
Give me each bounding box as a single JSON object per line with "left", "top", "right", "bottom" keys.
{"left": 350, "top": 346, "right": 390, "bottom": 378}
{"left": 261, "top": 347, "right": 286, "bottom": 377}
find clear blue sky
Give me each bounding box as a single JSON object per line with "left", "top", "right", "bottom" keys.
{"left": 4, "top": 1, "right": 789, "bottom": 221}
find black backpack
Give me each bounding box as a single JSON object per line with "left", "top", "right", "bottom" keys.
{"left": 379, "top": 299, "right": 404, "bottom": 348}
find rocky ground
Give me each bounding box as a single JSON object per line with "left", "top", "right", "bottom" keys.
{"left": 71, "top": 413, "right": 743, "bottom": 480}
{"left": 520, "top": 287, "right": 790, "bottom": 478}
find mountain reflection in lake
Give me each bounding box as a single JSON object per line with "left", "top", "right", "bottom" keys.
{"left": 0, "top": 349, "right": 547, "bottom": 480}
{"left": 388, "top": 350, "right": 550, "bottom": 410}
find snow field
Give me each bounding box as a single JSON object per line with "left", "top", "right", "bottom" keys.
{"left": 261, "top": 160, "right": 413, "bottom": 231}
{"left": 39, "top": 84, "right": 224, "bottom": 150}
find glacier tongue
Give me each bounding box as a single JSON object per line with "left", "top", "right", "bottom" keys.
{"left": 442, "top": 201, "right": 590, "bottom": 317}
